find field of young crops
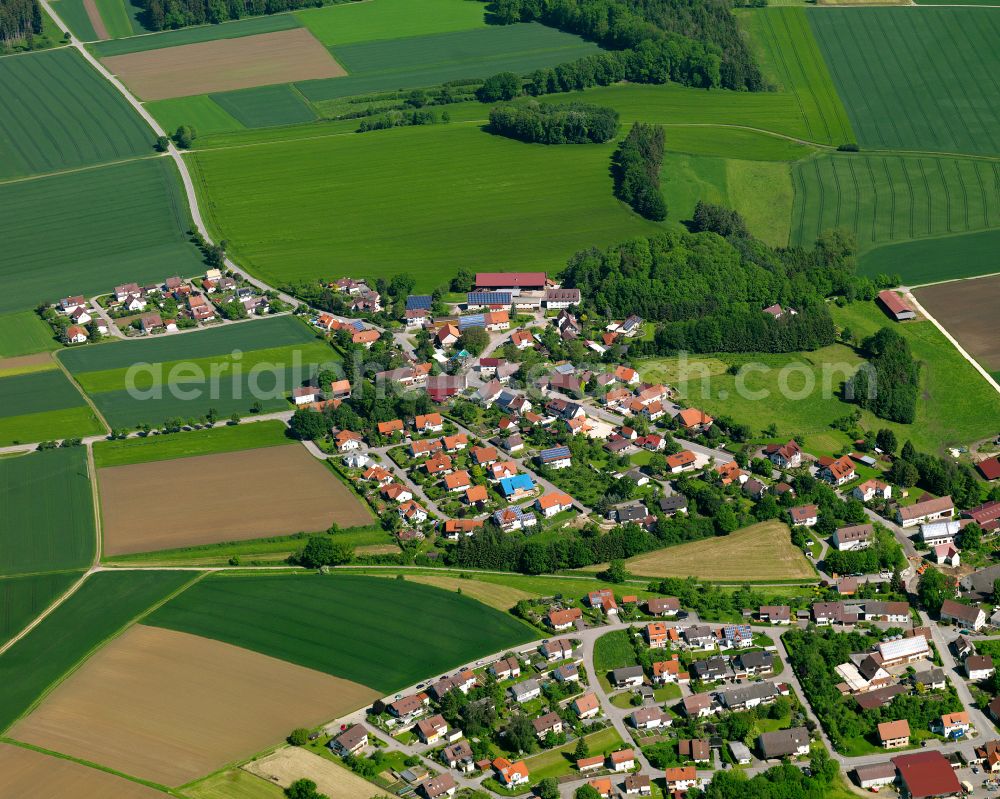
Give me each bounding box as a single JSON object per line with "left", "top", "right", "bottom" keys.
{"left": 809, "top": 8, "right": 1000, "bottom": 155}
{"left": 0, "top": 49, "right": 153, "bottom": 179}
{"left": 0, "top": 370, "right": 103, "bottom": 446}
{"left": 791, "top": 153, "right": 1000, "bottom": 252}
{"left": 738, "top": 8, "right": 854, "bottom": 146}
{"left": 0, "top": 159, "right": 203, "bottom": 315}
{"left": 62, "top": 316, "right": 338, "bottom": 428}
{"left": 860, "top": 228, "right": 1000, "bottom": 284}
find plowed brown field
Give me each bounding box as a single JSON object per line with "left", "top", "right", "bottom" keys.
{"left": 914, "top": 276, "right": 1000, "bottom": 374}
{"left": 102, "top": 28, "right": 345, "bottom": 100}
{"left": 10, "top": 625, "right": 379, "bottom": 786}
{"left": 99, "top": 443, "right": 371, "bottom": 555}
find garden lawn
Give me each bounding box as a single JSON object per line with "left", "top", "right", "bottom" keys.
{"left": 738, "top": 7, "right": 854, "bottom": 146}
{"left": 809, "top": 8, "right": 1000, "bottom": 155}
{"left": 0, "top": 158, "right": 203, "bottom": 314}
{"left": 593, "top": 629, "right": 638, "bottom": 674}
{"left": 791, "top": 153, "right": 1000, "bottom": 256}
{"left": 297, "top": 0, "right": 487, "bottom": 47}
{"left": 0, "top": 572, "right": 82, "bottom": 647}
{"left": 0, "top": 447, "right": 96, "bottom": 576}
{"left": 298, "top": 24, "right": 600, "bottom": 102}
{"left": 145, "top": 573, "right": 536, "bottom": 693}
{"left": 623, "top": 520, "right": 815, "bottom": 582}
{"left": 0, "top": 313, "right": 59, "bottom": 358}
{"left": 0, "top": 569, "right": 194, "bottom": 732}
{"left": 192, "top": 123, "right": 665, "bottom": 291}
{"left": 93, "top": 420, "right": 291, "bottom": 467}
{"left": 522, "top": 727, "right": 623, "bottom": 783}
{"left": 0, "top": 48, "right": 152, "bottom": 179}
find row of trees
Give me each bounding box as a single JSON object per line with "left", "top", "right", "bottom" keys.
{"left": 847, "top": 326, "right": 920, "bottom": 423}
{"left": 612, "top": 121, "right": 666, "bottom": 220}
{"left": 487, "top": 0, "right": 763, "bottom": 92}
{"left": 488, "top": 101, "right": 619, "bottom": 144}
{"left": 138, "top": 0, "right": 345, "bottom": 30}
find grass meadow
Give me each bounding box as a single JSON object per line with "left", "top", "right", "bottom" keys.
{"left": 0, "top": 448, "right": 96, "bottom": 576}
{"left": 145, "top": 95, "right": 246, "bottom": 137}
{"left": 0, "top": 570, "right": 194, "bottom": 732}
{"left": 0, "top": 572, "right": 82, "bottom": 647}
{"left": 0, "top": 158, "right": 202, "bottom": 314}
{"left": 0, "top": 49, "right": 153, "bottom": 179}
{"left": 737, "top": 8, "right": 854, "bottom": 146}
{"left": 0, "top": 313, "right": 58, "bottom": 358}
{"left": 93, "top": 419, "right": 290, "bottom": 468}
{"left": 145, "top": 573, "right": 536, "bottom": 693}
{"left": 62, "top": 316, "right": 335, "bottom": 427}
{"left": 623, "top": 520, "right": 815, "bottom": 581}
{"left": 641, "top": 301, "right": 1000, "bottom": 455}
{"left": 809, "top": 8, "right": 1000, "bottom": 155}
{"left": 192, "top": 123, "right": 665, "bottom": 291}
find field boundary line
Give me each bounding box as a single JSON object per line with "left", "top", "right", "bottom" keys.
{"left": 0, "top": 738, "right": 185, "bottom": 797}
{"left": 909, "top": 267, "right": 1000, "bottom": 289}
{"left": 0, "top": 571, "right": 206, "bottom": 734}
{"left": 51, "top": 351, "right": 111, "bottom": 436}
{"left": 87, "top": 442, "right": 104, "bottom": 565}
{"left": 904, "top": 290, "right": 1000, "bottom": 395}
{"left": 0, "top": 573, "right": 90, "bottom": 658}
{"left": 0, "top": 153, "right": 162, "bottom": 188}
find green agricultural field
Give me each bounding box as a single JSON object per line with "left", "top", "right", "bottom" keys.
{"left": 0, "top": 407, "right": 104, "bottom": 447}
{"left": 104, "top": 525, "right": 389, "bottom": 566}
{"left": 145, "top": 95, "right": 246, "bottom": 138}
{"left": 62, "top": 316, "right": 335, "bottom": 427}
{"left": 192, "top": 123, "right": 665, "bottom": 291}
{"left": 0, "top": 48, "right": 154, "bottom": 179}
{"left": 0, "top": 447, "right": 96, "bottom": 576}
{"left": 0, "top": 570, "right": 195, "bottom": 732}
{"left": 0, "top": 158, "right": 203, "bottom": 314}
{"left": 298, "top": 23, "right": 601, "bottom": 102}
{"left": 61, "top": 314, "right": 315, "bottom": 373}
{"left": 809, "top": 8, "right": 1000, "bottom": 155}
{"left": 146, "top": 573, "right": 536, "bottom": 693}
{"left": 791, "top": 153, "right": 1000, "bottom": 253}
{"left": 664, "top": 126, "right": 813, "bottom": 162}
{"left": 51, "top": 0, "right": 98, "bottom": 40}
{"left": 0, "top": 572, "right": 82, "bottom": 647}
{"left": 211, "top": 84, "right": 317, "bottom": 128}
{"left": 0, "top": 313, "right": 58, "bottom": 358}
{"left": 860, "top": 228, "right": 1000, "bottom": 285}
{"left": 0, "top": 370, "right": 103, "bottom": 446}
{"left": 90, "top": 11, "right": 301, "bottom": 55}
{"left": 661, "top": 153, "right": 794, "bottom": 246}
{"left": 0, "top": 370, "right": 93, "bottom": 419}
{"left": 297, "top": 0, "right": 487, "bottom": 47}
{"left": 93, "top": 419, "right": 290, "bottom": 467}
{"left": 93, "top": 0, "right": 134, "bottom": 38}
{"left": 738, "top": 7, "right": 854, "bottom": 146}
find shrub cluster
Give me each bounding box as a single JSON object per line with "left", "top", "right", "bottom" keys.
{"left": 612, "top": 122, "right": 666, "bottom": 220}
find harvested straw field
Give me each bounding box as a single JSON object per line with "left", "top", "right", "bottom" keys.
{"left": 98, "top": 444, "right": 371, "bottom": 555}
{"left": 0, "top": 742, "right": 165, "bottom": 799}
{"left": 244, "top": 748, "right": 384, "bottom": 799}
{"left": 10, "top": 624, "right": 379, "bottom": 786}
{"left": 102, "top": 28, "right": 345, "bottom": 100}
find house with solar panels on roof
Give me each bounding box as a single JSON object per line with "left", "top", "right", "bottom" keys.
{"left": 537, "top": 446, "right": 572, "bottom": 470}
{"left": 466, "top": 291, "right": 512, "bottom": 310}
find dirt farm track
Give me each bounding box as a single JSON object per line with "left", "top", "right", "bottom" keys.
{"left": 9, "top": 625, "right": 379, "bottom": 786}
{"left": 98, "top": 443, "right": 372, "bottom": 555}
{"left": 914, "top": 275, "right": 1000, "bottom": 375}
